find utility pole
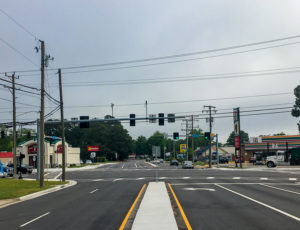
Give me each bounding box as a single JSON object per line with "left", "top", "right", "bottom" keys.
{"left": 203, "top": 105, "right": 216, "bottom": 168}
{"left": 111, "top": 103, "right": 114, "bottom": 117}
{"left": 186, "top": 119, "right": 188, "bottom": 160}
{"left": 145, "top": 100, "right": 148, "bottom": 120}
{"left": 58, "top": 69, "right": 66, "bottom": 181}
{"left": 6, "top": 72, "right": 18, "bottom": 178}
{"left": 191, "top": 115, "right": 194, "bottom": 163}
{"left": 39, "top": 40, "right": 45, "bottom": 188}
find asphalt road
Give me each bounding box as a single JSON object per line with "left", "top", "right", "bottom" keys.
{"left": 1, "top": 160, "right": 300, "bottom": 229}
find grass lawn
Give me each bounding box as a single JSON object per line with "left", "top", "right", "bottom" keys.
{"left": 0, "top": 178, "right": 66, "bottom": 200}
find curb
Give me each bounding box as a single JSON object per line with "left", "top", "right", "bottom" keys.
{"left": 0, "top": 180, "right": 77, "bottom": 209}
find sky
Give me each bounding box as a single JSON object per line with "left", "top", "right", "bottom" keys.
{"left": 0, "top": 0, "right": 300, "bottom": 143}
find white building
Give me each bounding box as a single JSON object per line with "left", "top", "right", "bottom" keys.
{"left": 17, "top": 139, "right": 80, "bottom": 167}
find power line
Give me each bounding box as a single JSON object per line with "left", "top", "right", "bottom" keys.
{"left": 0, "top": 77, "right": 40, "bottom": 91}
{"left": 0, "top": 96, "right": 39, "bottom": 107}
{"left": 54, "top": 68, "right": 300, "bottom": 87}
{"left": 3, "top": 35, "right": 300, "bottom": 75}
{"left": 50, "top": 35, "right": 300, "bottom": 70}
{"left": 0, "top": 8, "right": 38, "bottom": 39}
{"left": 0, "top": 37, "right": 38, "bottom": 67}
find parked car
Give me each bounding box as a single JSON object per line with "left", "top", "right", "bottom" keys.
{"left": 249, "top": 156, "right": 256, "bottom": 164}
{"left": 182, "top": 161, "right": 194, "bottom": 169}
{"left": 3, "top": 165, "right": 13, "bottom": 176}
{"left": 170, "top": 160, "right": 179, "bottom": 166}
{"left": 85, "top": 160, "right": 93, "bottom": 164}
{"left": 219, "top": 156, "right": 229, "bottom": 164}
{"left": 146, "top": 158, "right": 151, "bottom": 162}
{"left": 6, "top": 164, "right": 32, "bottom": 174}
{"left": 153, "top": 159, "right": 160, "bottom": 164}
{"left": 159, "top": 159, "right": 164, "bottom": 163}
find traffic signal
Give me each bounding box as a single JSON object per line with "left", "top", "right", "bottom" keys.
{"left": 204, "top": 132, "right": 211, "bottom": 140}
{"left": 1, "top": 131, "right": 5, "bottom": 139}
{"left": 173, "top": 132, "right": 179, "bottom": 140}
{"left": 130, "top": 114, "right": 135, "bottom": 126}
{"left": 80, "top": 116, "right": 90, "bottom": 128}
{"left": 27, "top": 131, "right": 31, "bottom": 138}
{"left": 168, "top": 114, "right": 175, "bottom": 123}
{"left": 158, "top": 113, "right": 164, "bottom": 126}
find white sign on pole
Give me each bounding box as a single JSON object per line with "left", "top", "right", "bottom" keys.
{"left": 152, "top": 146, "right": 161, "bottom": 158}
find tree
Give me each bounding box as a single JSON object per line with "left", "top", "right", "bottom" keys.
{"left": 226, "top": 130, "right": 249, "bottom": 146}
{"left": 273, "top": 132, "right": 286, "bottom": 136}
{"left": 292, "top": 85, "right": 300, "bottom": 132}
{"left": 135, "top": 136, "right": 149, "bottom": 155}
{"left": 147, "top": 131, "right": 165, "bottom": 156}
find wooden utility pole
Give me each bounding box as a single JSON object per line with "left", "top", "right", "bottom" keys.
{"left": 58, "top": 69, "right": 66, "bottom": 181}
{"left": 40, "top": 40, "right": 45, "bottom": 188}
{"left": 6, "top": 72, "right": 18, "bottom": 178}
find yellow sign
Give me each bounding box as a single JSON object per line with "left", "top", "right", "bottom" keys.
{"left": 180, "top": 144, "right": 187, "bottom": 153}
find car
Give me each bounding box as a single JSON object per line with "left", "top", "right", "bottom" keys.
{"left": 152, "top": 159, "right": 160, "bottom": 164}
{"left": 249, "top": 156, "right": 256, "bottom": 164}
{"left": 85, "top": 160, "right": 93, "bottom": 164}
{"left": 159, "top": 158, "right": 164, "bottom": 163}
{"left": 170, "top": 160, "right": 179, "bottom": 166}
{"left": 182, "top": 161, "right": 194, "bottom": 169}
{"left": 219, "top": 156, "right": 229, "bottom": 164}
{"left": 6, "top": 164, "right": 32, "bottom": 174}
{"left": 146, "top": 158, "right": 151, "bottom": 162}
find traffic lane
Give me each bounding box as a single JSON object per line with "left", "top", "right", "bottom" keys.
{"left": 0, "top": 180, "right": 145, "bottom": 230}
{"left": 27, "top": 180, "right": 145, "bottom": 230}
{"left": 222, "top": 183, "right": 300, "bottom": 218}
{"left": 169, "top": 179, "right": 300, "bottom": 230}
{"left": 0, "top": 181, "right": 96, "bottom": 229}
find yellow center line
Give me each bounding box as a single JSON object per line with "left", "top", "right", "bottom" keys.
{"left": 119, "top": 184, "right": 146, "bottom": 230}
{"left": 168, "top": 183, "right": 192, "bottom": 230}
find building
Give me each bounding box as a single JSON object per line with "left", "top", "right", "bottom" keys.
{"left": 243, "top": 135, "right": 300, "bottom": 160}
{"left": 17, "top": 139, "right": 80, "bottom": 167}
{"left": 0, "top": 152, "right": 13, "bottom": 165}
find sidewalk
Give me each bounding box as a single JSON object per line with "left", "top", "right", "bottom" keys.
{"left": 132, "top": 182, "right": 177, "bottom": 230}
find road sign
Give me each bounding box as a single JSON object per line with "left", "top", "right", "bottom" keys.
{"left": 87, "top": 146, "right": 99, "bottom": 152}
{"left": 90, "top": 152, "right": 96, "bottom": 158}
{"left": 192, "top": 134, "right": 200, "bottom": 138}
{"left": 149, "top": 114, "right": 156, "bottom": 123}
{"left": 180, "top": 144, "right": 187, "bottom": 153}
{"left": 152, "top": 146, "right": 161, "bottom": 158}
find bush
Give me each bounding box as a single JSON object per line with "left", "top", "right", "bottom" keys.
{"left": 95, "top": 157, "right": 107, "bottom": 162}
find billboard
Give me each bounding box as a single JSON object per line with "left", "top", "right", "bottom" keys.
{"left": 180, "top": 144, "right": 187, "bottom": 153}
{"left": 87, "top": 146, "right": 99, "bottom": 152}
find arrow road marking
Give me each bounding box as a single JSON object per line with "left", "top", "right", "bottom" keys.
{"left": 233, "top": 177, "right": 241, "bottom": 180}
{"left": 206, "top": 177, "right": 215, "bottom": 179}
{"left": 136, "top": 178, "right": 145, "bottom": 180}
{"left": 289, "top": 178, "right": 297, "bottom": 181}
{"left": 184, "top": 188, "right": 216, "bottom": 191}
{"left": 113, "top": 178, "right": 124, "bottom": 182}
{"left": 182, "top": 177, "right": 190, "bottom": 179}
{"left": 92, "top": 179, "right": 104, "bottom": 182}
{"left": 260, "top": 178, "right": 269, "bottom": 180}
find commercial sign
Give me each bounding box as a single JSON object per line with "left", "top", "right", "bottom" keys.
{"left": 235, "top": 136, "right": 240, "bottom": 149}
{"left": 28, "top": 144, "right": 37, "bottom": 154}
{"left": 249, "top": 137, "right": 262, "bottom": 143}
{"left": 87, "top": 146, "right": 99, "bottom": 152}
{"left": 57, "top": 145, "right": 63, "bottom": 153}
{"left": 180, "top": 144, "right": 187, "bottom": 153}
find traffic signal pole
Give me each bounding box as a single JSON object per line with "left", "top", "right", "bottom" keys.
{"left": 203, "top": 105, "right": 216, "bottom": 168}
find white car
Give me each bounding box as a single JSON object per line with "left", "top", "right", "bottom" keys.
{"left": 85, "top": 160, "right": 93, "bottom": 164}
{"left": 0, "top": 171, "right": 7, "bottom": 178}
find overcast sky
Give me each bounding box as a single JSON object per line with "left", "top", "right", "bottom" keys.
{"left": 0, "top": 0, "right": 300, "bottom": 143}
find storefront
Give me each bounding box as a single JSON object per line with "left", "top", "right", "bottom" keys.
{"left": 17, "top": 139, "right": 80, "bottom": 167}
{"left": 243, "top": 135, "right": 300, "bottom": 160}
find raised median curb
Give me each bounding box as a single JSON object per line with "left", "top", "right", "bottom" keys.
{"left": 132, "top": 182, "right": 178, "bottom": 230}
{"left": 0, "top": 179, "right": 77, "bottom": 209}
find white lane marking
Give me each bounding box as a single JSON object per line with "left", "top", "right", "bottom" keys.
{"left": 171, "top": 182, "right": 300, "bottom": 186}
{"left": 260, "top": 184, "right": 300, "bottom": 195}
{"left": 184, "top": 188, "right": 215, "bottom": 191}
{"left": 216, "top": 184, "right": 300, "bottom": 222}
{"left": 20, "top": 212, "right": 50, "bottom": 227}
{"left": 122, "top": 164, "right": 125, "bottom": 169}
{"left": 54, "top": 172, "right": 62, "bottom": 180}
{"left": 113, "top": 178, "right": 124, "bottom": 182}
{"left": 136, "top": 177, "right": 145, "bottom": 180}
{"left": 260, "top": 178, "right": 269, "bottom": 180}
{"left": 233, "top": 177, "right": 240, "bottom": 180}
{"left": 206, "top": 177, "right": 215, "bottom": 179}
{"left": 90, "top": 189, "right": 99, "bottom": 194}
{"left": 92, "top": 179, "right": 104, "bottom": 182}
{"left": 182, "top": 177, "right": 190, "bottom": 179}
{"left": 289, "top": 178, "right": 297, "bottom": 181}
{"left": 159, "top": 177, "right": 167, "bottom": 179}
{"left": 135, "top": 163, "right": 137, "bottom": 168}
